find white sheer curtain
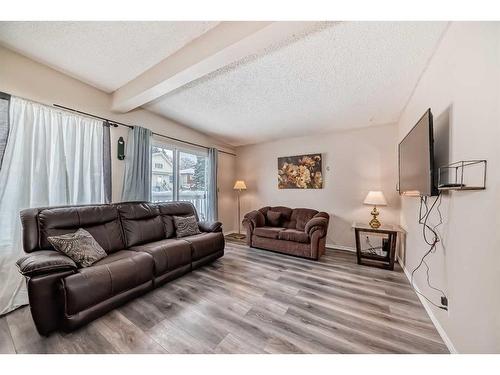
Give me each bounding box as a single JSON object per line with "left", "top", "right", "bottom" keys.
{"left": 0, "top": 97, "right": 105, "bottom": 315}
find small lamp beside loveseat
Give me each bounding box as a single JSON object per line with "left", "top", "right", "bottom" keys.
{"left": 363, "top": 190, "right": 387, "bottom": 229}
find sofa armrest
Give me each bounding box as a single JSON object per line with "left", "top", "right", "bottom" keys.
{"left": 16, "top": 250, "right": 77, "bottom": 277}
{"left": 198, "top": 220, "right": 223, "bottom": 233}
{"left": 304, "top": 216, "right": 329, "bottom": 237}
{"left": 242, "top": 210, "right": 265, "bottom": 231}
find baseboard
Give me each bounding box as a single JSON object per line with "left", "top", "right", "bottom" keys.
{"left": 226, "top": 237, "right": 357, "bottom": 253}
{"left": 397, "top": 255, "right": 458, "bottom": 354}
{"left": 327, "top": 244, "right": 356, "bottom": 252}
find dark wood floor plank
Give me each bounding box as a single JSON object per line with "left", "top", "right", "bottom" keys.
{"left": 285, "top": 306, "right": 408, "bottom": 354}
{"left": 229, "top": 242, "right": 409, "bottom": 285}
{"left": 181, "top": 272, "right": 290, "bottom": 316}
{"left": 264, "top": 289, "right": 447, "bottom": 353}
{"left": 0, "top": 316, "right": 15, "bottom": 353}
{"left": 156, "top": 282, "right": 287, "bottom": 351}
{"left": 0, "top": 242, "right": 448, "bottom": 354}
{"left": 147, "top": 318, "right": 215, "bottom": 354}
{"left": 94, "top": 310, "right": 167, "bottom": 354}
{"left": 297, "top": 289, "right": 441, "bottom": 340}
{"left": 215, "top": 333, "right": 266, "bottom": 354}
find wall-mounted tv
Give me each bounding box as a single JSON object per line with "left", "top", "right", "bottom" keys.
{"left": 398, "top": 109, "right": 438, "bottom": 197}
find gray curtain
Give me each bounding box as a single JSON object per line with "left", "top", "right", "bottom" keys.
{"left": 206, "top": 148, "right": 218, "bottom": 221}
{"left": 102, "top": 122, "right": 112, "bottom": 203}
{"left": 121, "top": 126, "right": 152, "bottom": 202}
{"left": 0, "top": 93, "right": 9, "bottom": 169}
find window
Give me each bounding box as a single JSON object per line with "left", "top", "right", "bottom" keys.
{"left": 179, "top": 150, "right": 208, "bottom": 220}
{"left": 151, "top": 145, "right": 173, "bottom": 198}
{"left": 151, "top": 142, "right": 209, "bottom": 220}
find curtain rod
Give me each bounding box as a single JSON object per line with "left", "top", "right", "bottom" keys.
{"left": 0, "top": 92, "right": 236, "bottom": 156}
{"left": 53, "top": 104, "right": 237, "bottom": 157}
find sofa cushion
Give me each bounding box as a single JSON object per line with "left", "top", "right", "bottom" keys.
{"left": 181, "top": 232, "right": 225, "bottom": 261}
{"left": 266, "top": 206, "right": 292, "bottom": 226}
{"left": 161, "top": 215, "right": 175, "bottom": 239}
{"left": 117, "top": 202, "right": 165, "bottom": 247}
{"left": 130, "top": 239, "right": 191, "bottom": 276}
{"left": 47, "top": 228, "right": 107, "bottom": 267}
{"left": 61, "top": 250, "right": 153, "bottom": 315}
{"left": 174, "top": 215, "right": 201, "bottom": 238}
{"left": 158, "top": 201, "right": 199, "bottom": 238}
{"left": 253, "top": 226, "right": 285, "bottom": 239}
{"left": 278, "top": 229, "right": 310, "bottom": 244}
{"left": 157, "top": 201, "right": 198, "bottom": 218}
{"left": 289, "top": 208, "right": 318, "bottom": 231}
{"left": 252, "top": 235, "right": 311, "bottom": 258}
{"left": 266, "top": 211, "right": 282, "bottom": 227}
{"left": 38, "top": 205, "right": 125, "bottom": 254}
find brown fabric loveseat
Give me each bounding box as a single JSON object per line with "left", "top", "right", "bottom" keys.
{"left": 242, "top": 206, "right": 329, "bottom": 260}
{"left": 16, "top": 201, "right": 224, "bottom": 335}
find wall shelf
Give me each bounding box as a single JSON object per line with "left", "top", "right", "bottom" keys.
{"left": 438, "top": 160, "right": 487, "bottom": 191}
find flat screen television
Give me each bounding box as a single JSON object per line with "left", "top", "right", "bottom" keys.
{"left": 398, "top": 108, "right": 438, "bottom": 197}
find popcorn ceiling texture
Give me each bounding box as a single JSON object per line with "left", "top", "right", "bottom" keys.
{"left": 0, "top": 21, "right": 448, "bottom": 147}
{"left": 145, "top": 21, "right": 448, "bottom": 146}
{"left": 162, "top": 22, "right": 336, "bottom": 94}
{"left": 0, "top": 21, "right": 219, "bottom": 92}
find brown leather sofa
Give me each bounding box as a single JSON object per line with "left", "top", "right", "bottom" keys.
{"left": 16, "top": 201, "right": 224, "bottom": 335}
{"left": 242, "top": 206, "right": 329, "bottom": 260}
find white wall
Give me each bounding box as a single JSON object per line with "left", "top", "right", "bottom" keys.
{"left": 217, "top": 152, "right": 238, "bottom": 234}
{"left": 236, "top": 123, "right": 400, "bottom": 249}
{"left": 0, "top": 45, "right": 237, "bottom": 232}
{"left": 397, "top": 22, "right": 500, "bottom": 353}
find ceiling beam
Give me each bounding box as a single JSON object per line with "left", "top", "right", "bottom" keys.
{"left": 111, "top": 21, "right": 319, "bottom": 113}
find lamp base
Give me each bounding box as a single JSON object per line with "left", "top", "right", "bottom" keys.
{"left": 369, "top": 217, "right": 381, "bottom": 229}
{"left": 369, "top": 206, "right": 381, "bottom": 229}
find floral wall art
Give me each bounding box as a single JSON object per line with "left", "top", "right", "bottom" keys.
{"left": 277, "top": 154, "right": 323, "bottom": 189}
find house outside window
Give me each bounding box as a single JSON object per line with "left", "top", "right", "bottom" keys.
{"left": 151, "top": 142, "right": 208, "bottom": 220}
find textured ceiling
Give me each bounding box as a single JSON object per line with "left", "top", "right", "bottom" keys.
{"left": 145, "top": 21, "right": 448, "bottom": 146}
{"left": 0, "top": 21, "right": 219, "bottom": 92}
{"left": 0, "top": 21, "right": 448, "bottom": 146}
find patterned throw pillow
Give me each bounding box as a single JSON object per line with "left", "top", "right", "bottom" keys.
{"left": 267, "top": 210, "right": 282, "bottom": 227}
{"left": 173, "top": 215, "right": 201, "bottom": 238}
{"left": 47, "top": 228, "right": 107, "bottom": 268}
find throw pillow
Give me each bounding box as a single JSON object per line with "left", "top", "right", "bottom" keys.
{"left": 267, "top": 210, "right": 281, "bottom": 226}
{"left": 47, "top": 228, "right": 107, "bottom": 268}
{"left": 173, "top": 215, "right": 201, "bottom": 238}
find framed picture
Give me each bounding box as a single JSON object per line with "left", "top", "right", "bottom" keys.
{"left": 278, "top": 153, "right": 323, "bottom": 189}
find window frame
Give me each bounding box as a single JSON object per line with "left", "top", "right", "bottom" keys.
{"left": 151, "top": 139, "right": 209, "bottom": 218}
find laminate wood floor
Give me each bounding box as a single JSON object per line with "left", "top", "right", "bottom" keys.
{"left": 0, "top": 241, "right": 448, "bottom": 354}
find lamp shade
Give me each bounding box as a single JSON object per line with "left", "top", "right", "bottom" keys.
{"left": 363, "top": 191, "right": 387, "bottom": 206}
{"left": 233, "top": 180, "right": 247, "bottom": 190}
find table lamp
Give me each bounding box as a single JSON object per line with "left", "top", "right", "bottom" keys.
{"left": 363, "top": 191, "right": 387, "bottom": 229}
{"left": 233, "top": 180, "right": 247, "bottom": 239}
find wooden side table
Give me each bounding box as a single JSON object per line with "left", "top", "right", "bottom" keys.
{"left": 352, "top": 222, "right": 402, "bottom": 270}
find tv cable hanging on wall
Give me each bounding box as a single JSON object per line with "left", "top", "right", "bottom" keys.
{"left": 410, "top": 192, "right": 448, "bottom": 311}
